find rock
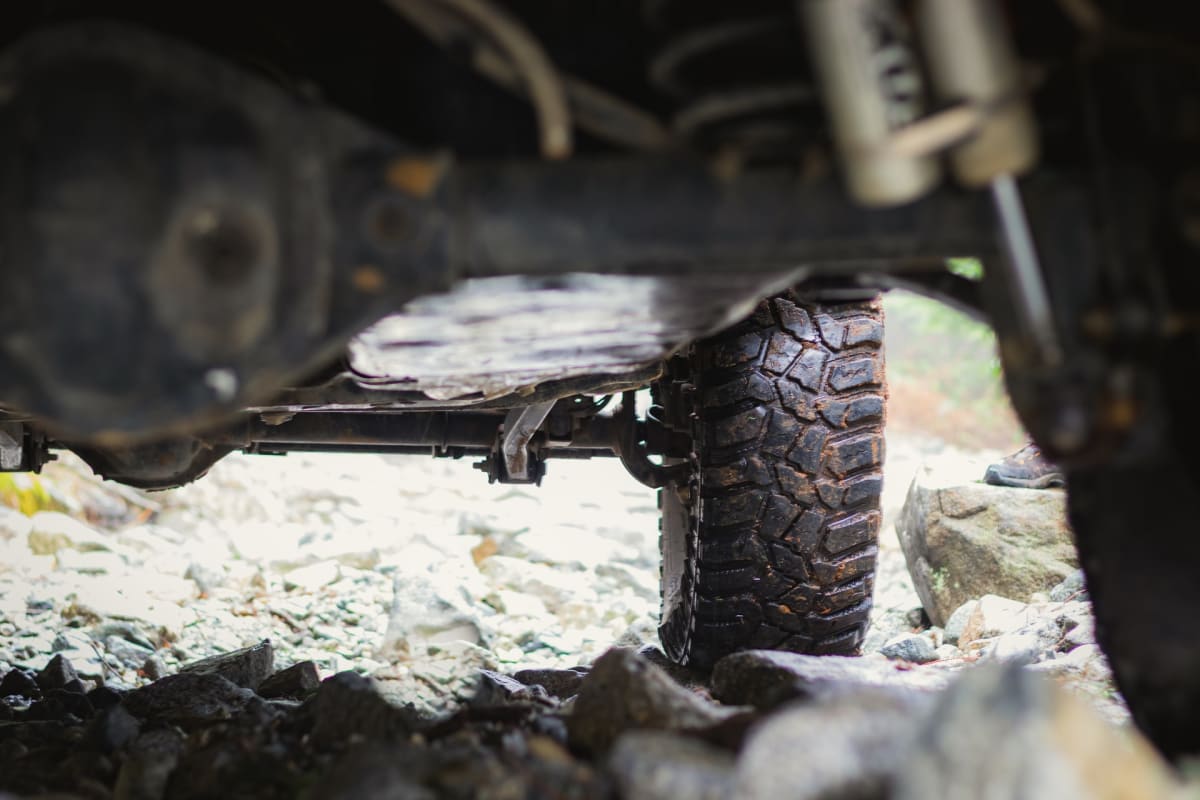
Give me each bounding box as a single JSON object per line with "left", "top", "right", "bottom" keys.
{"left": 27, "top": 512, "right": 110, "bottom": 556}
{"left": 892, "top": 665, "right": 1185, "bottom": 800}
{"left": 25, "top": 688, "right": 94, "bottom": 721}
{"left": 512, "top": 667, "right": 589, "bottom": 700}
{"left": 55, "top": 550, "right": 128, "bottom": 574}
{"left": 104, "top": 636, "right": 154, "bottom": 671}
{"left": 567, "top": 648, "right": 733, "bottom": 754}
{"left": 0, "top": 668, "right": 40, "bottom": 699}
{"left": 710, "top": 651, "right": 950, "bottom": 711}
{"left": 959, "top": 594, "right": 1037, "bottom": 648}
{"left": 0, "top": 508, "right": 32, "bottom": 541}
{"left": 257, "top": 661, "right": 321, "bottom": 699}
{"left": 1030, "top": 644, "right": 1110, "bottom": 679}
{"left": 934, "top": 644, "right": 962, "bottom": 661}
{"left": 985, "top": 632, "right": 1043, "bottom": 665}
{"left": 123, "top": 672, "right": 256, "bottom": 727}
{"left": 307, "top": 744, "right": 436, "bottom": 800}
{"left": 86, "top": 685, "right": 126, "bottom": 711}
{"left": 905, "top": 607, "right": 932, "bottom": 629}
{"left": 880, "top": 634, "right": 938, "bottom": 664}
{"left": 608, "top": 731, "right": 736, "bottom": 800}
{"left": 282, "top": 559, "right": 341, "bottom": 592}
{"left": 114, "top": 728, "right": 186, "bottom": 800}
{"left": 178, "top": 639, "right": 273, "bottom": 691}
{"left": 896, "top": 468, "right": 1077, "bottom": 625}
{"left": 942, "top": 600, "right": 977, "bottom": 646}
{"left": 473, "top": 670, "right": 551, "bottom": 707}
{"left": 36, "top": 654, "right": 79, "bottom": 693}
{"left": 141, "top": 656, "right": 167, "bottom": 681}
{"left": 1050, "top": 569, "right": 1089, "bottom": 603}
{"left": 1064, "top": 616, "right": 1096, "bottom": 649}
{"left": 310, "top": 672, "right": 416, "bottom": 748}
{"left": 736, "top": 690, "right": 932, "bottom": 800}
{"left": 85, "top": 705, "right": 141, "bottom": 753}
{"left": 380, "top": 570, "right": 481, "bottom": 651}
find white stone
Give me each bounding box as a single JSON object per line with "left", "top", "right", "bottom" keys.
{"left": 985, "top": 633, "right": 1043, "bottom": 665}
{"left": 959, "top": 595, "right": 1038, "bottom": 647}
{"left": 55, "top": 550, "right": 128, "bottom": 575}
{"left": 0, "top": 508, "right": 32, "bottom": 541}
{"left": 283, "top": 560, "right": 341, "bottom": 592}
{"left": 27, "top": 512, "right": 111, "bottom": 555}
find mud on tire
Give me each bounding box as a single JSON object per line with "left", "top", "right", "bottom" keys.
{"left": 658, "top": 292, "right": 887, "bottom": 668}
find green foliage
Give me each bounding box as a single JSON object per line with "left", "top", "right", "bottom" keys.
{"left": 947, "top": 258, "right": 984, "bottom": 281}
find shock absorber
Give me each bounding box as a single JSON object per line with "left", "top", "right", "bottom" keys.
{"left": 804, "top": 0, "right": 1058, "bottom": 365}
{"left": 915, "top": 0, "right": 1059, "bottom": 365}
{"left": 802, "top": 0, "right": 941, "bottom": 206}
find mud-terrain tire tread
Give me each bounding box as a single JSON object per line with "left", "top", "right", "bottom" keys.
{"left": 658, "top": 292, "right": 886, "bottom": 668}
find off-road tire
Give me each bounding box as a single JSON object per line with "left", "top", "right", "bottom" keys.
{"left": 658, "top": 292, "right": 886, "bottom": 669}
{"left": 1065, "top": 326, "right": 1200, "bottom": 764}
{"left": 1068, "top": 459, "right": 1200, "bottom": 760}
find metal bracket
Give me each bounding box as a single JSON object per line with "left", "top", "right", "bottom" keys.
{"left": 0, "top": 422, "right": 50, "bottom": 473}
{"left": 474, "top": 400, "right": 557, "bottom": 484}
{"left": 613, "top": 391, "right": 690, "bottom": 489}
{"left": 500, "top": 400, "right": 556, "bottom": 482}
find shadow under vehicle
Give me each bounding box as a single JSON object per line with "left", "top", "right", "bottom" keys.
{"left": 0, "top": 0, "right": 1197, "bottom": 760}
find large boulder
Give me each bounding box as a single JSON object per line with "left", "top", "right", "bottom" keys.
{"left": 896, "top": 463, "right": 1077, "bottom": 626}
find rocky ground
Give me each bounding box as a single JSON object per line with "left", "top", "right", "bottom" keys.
{"left": 0, "top": 432, "right": 1178, "bottom": 797}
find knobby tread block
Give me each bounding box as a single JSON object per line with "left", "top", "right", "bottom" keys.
{"left": 657, "top": 292, "right": 886, "bottom": 668}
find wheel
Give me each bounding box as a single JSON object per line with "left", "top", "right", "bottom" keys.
{"left": 657, "top": 292, "right": 887, "bottom": 668}
{"left": 1065, "top": 340, "right": 1200, "bottom": 760}
{"left": 1069, "top": 459, "right": 1200, "bottom": 760}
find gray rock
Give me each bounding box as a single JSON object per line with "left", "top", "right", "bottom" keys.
{"left": 512, "top": 667, "right": 589, "bottom": 700}
{"left": 736, "top": 690, "right": 932, "bottom": 800}
{"left": 114, "top": 728, "right": 186, "bottom": 800}
{"left": 905, "top": 607, "right": 932, "bottom": 629}
{"left": 141, "top": 656, "right": 167, "bottom": 681}
{"left": 123, "top": 672, "right": 256, "bottom": 727}
{"left": 257, "top": 661, "right": 321, "bottom": 699}
{"left": 0, "top": 668, "right": 39, "bottom": 699}
{"left": 1049, "top": 569, "right": 1089, "bottom": 603}
{"left": 896, "top": 469, "right": 1077, "bottom": 625}
{"left": 880, "top": 634, "right": 938, "bottom": 664}
{"left": 104, "top": 636, "right": 154, "bottom": 671}
{"left": 473, "top": 670, "right": 550, "bottom": 707}
{"left": 36, "top": 654, "right": 79, "bottom": 693}
{"left": 178, "top": 639, "right": 273, "bottom": 690}
{"left": 893, "top": 665, "right": 1184, "bottom": 800}
{"left": 86, "top": 685, "right": 126, "bottom": 711}
{"left": 943, "top": 600, "right": 978, "bottom": 646}
{"left": 85, "top": 705, "right": 141, "bottom": 753}
{"left": 310, "top": 671, "right": 416, "bottom": 748}
{"left": 608, "top": 731, "right": 736, "bottom": 800}
{"left": 567, "top": 648, "right": 733, "bottom": 754}
{"left": 307, "top": 744, "right": 436, "bottom": 800}
{"left": 710, "top": 650, "right": 950, "bottom": 711}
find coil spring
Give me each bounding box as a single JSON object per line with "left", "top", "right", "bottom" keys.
{"left": 645, "top": 0, "right": 819, "bottom": 162}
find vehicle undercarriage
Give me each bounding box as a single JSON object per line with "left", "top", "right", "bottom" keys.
{"left": 0, "top": 0, "right": 1197, "bottom": 759}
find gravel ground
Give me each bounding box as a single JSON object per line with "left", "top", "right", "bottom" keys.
{"left": 0, "top": 430, "right": 1122, "bottom": 722}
